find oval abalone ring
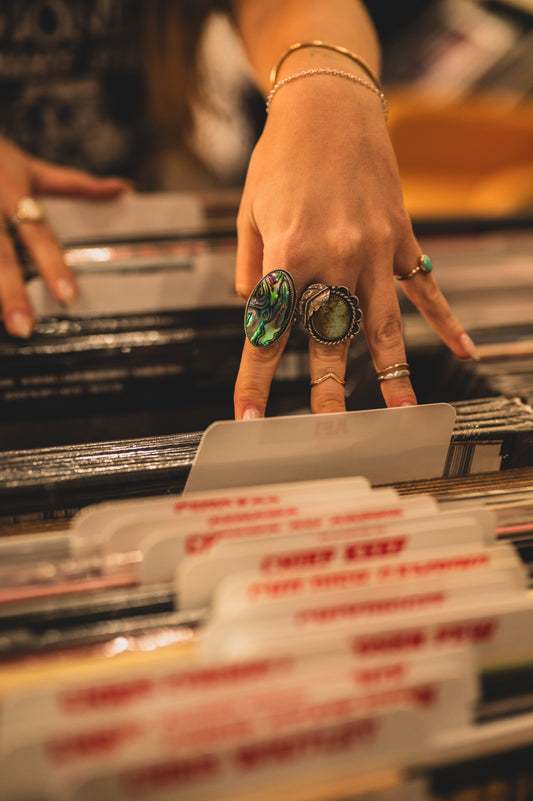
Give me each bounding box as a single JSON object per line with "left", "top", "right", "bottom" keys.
{"left": 245, "top": 269, "right": 297, "bottom": 348}
{"left": 299, "top": 283, "right": 362, "bottom": 345}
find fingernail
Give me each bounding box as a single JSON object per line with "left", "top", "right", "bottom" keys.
{"left": 459, "top": 332, "right": 479, "bottom": 360}
{"left": 56, "top": 278, "right": 76, "bottom": 304}
{"left": 243, "top": 407, "right": 262, "bottom": 420}
{"left": 10, "top": 311, "right": 32, "bottom": 339}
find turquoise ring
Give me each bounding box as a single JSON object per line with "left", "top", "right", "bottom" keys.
{"left": 395, "top": 253, "right": 433, "bottom": 281}
{"left": 245, "top": 269, "right": 297, "bottom": 348}
{"left": 299, "top": 283, "right": 362, "bottom": 345}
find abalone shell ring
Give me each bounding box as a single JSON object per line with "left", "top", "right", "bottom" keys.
{"left": 10, "top": 197, "right": 45, "bottom": 228}
{"left": 245, "top": 269, "right": 297, "bottom": 348}
{"left": 395, "top": 254, "right": 433, "bottom": 281}
{"left": 299, "top": 283, "right": 362, "bottom": 345}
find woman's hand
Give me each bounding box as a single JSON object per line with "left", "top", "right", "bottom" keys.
{"left": 0, "top": 137, "right": 128, "bottom": 338}
{"left": 233, "top": 75, "right": 476, "bottom": 419}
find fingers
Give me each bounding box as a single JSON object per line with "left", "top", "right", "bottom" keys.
{"left": 234, "top": 198, "right": 286, "bottom": 419}
{"left": 0, "top": 139, "right": 132, "bottom": 340}
{"left": 15, "top": 160, "right": 131, "bottom": 330}
{"left": 234, "top": 247, "right": 474, "bottom": 418}
{"left": 29, "top": 157, "right": 130, "bottom": 198}
{"left": 235, "top": 252, "right": 416, "bottom": 418}
{"left": 0, "top": 139, "right": 129, "bottom": 338}
{"left": 234, "top": 191, "right": 473, "bottom": 420}
{"left": 234, "top": 332, "right": 291, "bottom": 420}
{"left": 309, "top": 340, "right": 350, "bottom": 414}
{"left": 15, "top": 215, "right": 76, "bottom": 306}
{"left": 0, "top": 199, "right": 77, "bottom": 338}
{"left": 395, "top": 256, "right": 477, "bottom": 360}
{"left": 0, "top": 227, "right": 35, "bottom": 338}
{"left": 235, "top": 303, "right": 353, "bottom": 419}
{"left": 359, "top": 267, "right": 418, "bottom": 408}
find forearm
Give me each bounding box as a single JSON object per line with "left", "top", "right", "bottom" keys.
{"left": 231, "top": 0, "right": 381, "bottom": 95}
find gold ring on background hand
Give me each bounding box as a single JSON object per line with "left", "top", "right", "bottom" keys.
{"left": 310, "top": 371, "right": 346, "bottom": 387}
{"left": 10, "top": 197, "right": 45, "bottom": 228}
{"left": 376, "top": 362, "right": 410, "bottom": 382}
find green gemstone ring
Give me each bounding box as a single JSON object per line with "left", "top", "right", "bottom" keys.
{"left": 395, "top": 253, "right": 433, "bottom": 281}
{"left": 299, "top": 283, "right": 362, "bottom": 345}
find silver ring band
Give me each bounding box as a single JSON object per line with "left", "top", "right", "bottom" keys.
{"left": 377, "top": 367, "right": 411, "bottom": 382}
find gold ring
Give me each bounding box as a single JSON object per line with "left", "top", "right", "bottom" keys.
{"left": 270, "top": 41, "right": 382, "bottom": 90}
{"left": 310, "top": 371, "right": 346, "bottom": 387}
{"left": 395, "top": 254, "right": 433, "bottom": 281}
{"left": 10, "top": 197, "right": 45, "bottom": 228}
{"left": 377, "top": 362, "right": 410, "bottom": 382}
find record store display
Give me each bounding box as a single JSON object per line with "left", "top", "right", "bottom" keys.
{"left": 3, "top": 191, "right": 533, "bottom": 800}
{"left": 0, "top": 192, "right": 311, "bottom": 451}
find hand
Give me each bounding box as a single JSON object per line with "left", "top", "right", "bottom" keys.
{"left": 0, "top": 137, "right": 129, "bottom": 338}
{"left": 233, "top": 76, "right": 476, "bottom": 419}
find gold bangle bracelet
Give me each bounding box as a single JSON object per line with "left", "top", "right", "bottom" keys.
{"left": 270, "top": 40, "right": 381, "bottom": 90}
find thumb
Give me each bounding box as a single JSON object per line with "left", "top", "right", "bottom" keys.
{"left": 29, "top": 156, "right": 131, "bottom": 198}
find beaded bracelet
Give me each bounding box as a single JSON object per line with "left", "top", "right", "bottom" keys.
{"left": 270, "top": 40, "right": 382, "bottom": 91}
{"left": 266, "top": 68, "right": 388, "bottom": 119}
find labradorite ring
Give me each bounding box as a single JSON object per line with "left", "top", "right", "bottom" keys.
{"left": 395, "top": 254, "right": 433, "bottom": 281}
{"left": 245, "top": 269, "right": 297, "bottom": 348}
{"left": 299, "top": 283, "right": 362, "bottom": 345}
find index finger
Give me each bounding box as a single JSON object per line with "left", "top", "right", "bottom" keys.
{"left": 234, "top": 331, "right": 291, "bottom": 420}
{"left": 12, "top": 201, "right": 76, "bottom": 304}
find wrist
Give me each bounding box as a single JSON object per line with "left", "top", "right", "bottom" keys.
{"left": 266, "top": 67, "right": 388, "bottom": 119}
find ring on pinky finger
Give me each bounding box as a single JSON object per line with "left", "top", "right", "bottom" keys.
{"left": 394, "top": 254, "right": 433, "bottom": 281}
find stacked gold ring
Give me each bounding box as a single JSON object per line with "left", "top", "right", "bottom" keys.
{"left": 376, "top": 362, "right": 410, "bottom": 382}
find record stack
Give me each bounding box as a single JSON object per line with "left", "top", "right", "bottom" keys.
{"left": 3, "top": 394, "right": 533, "bottom": 538}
